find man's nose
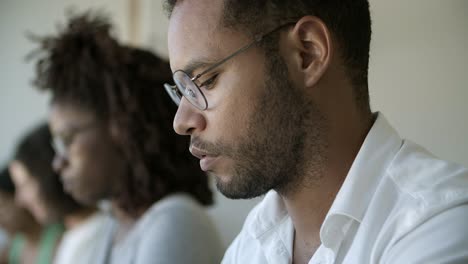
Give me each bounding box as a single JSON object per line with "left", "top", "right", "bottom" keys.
{"left": 173, "top": 97, "right": 207, "bottom": 135}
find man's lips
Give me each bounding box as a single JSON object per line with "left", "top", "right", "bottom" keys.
{"left": 189, "top": 146, "right": 209, "bottom": 159}
{"left": 189, "top": 146, "right": 219, "bottom": 171}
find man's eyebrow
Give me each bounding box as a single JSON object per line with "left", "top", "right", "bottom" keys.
{"left": 180, "top": 58, "right": 218, "bottom": 77}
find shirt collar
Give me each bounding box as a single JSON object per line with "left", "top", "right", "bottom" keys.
{"left": 320, "top": 113, "right": 403, "bottom": 248}
{"left": 247, "top": 191, "right": 294, "bottom": 263}
{"left": 248, "top": 190, "right": 289, "bottom": 239}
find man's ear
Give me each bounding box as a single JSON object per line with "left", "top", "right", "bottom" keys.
{"left": 286, "top": 16, "right": 332, "bottom": 88}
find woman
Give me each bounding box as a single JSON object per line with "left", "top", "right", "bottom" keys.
{"left": 9, "top": 123, "right": 107, "bottom": 264}
{"left": 31, "top": 12, "right": 223, "bottom": 264}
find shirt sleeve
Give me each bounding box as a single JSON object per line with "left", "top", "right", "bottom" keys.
{"left": 382, "top": 203, "right": 468, "bottom": 264}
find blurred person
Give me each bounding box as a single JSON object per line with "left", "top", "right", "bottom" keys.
{"left": 0, "top": 231, "right": 6, "bottom": 262}
{"left": 9, "top": 123, "right": 107, "bottom": 264}
{"left": 0, "top": 166, "right": 42, "bottom": 264}
{"left": 30, "top": 12, "right": 223, "bottom": 264}
{"left": 0, "top": 168, "right": 15, "bottom": 257}
{"left": 163, "top": 0, "right": 468, "bottom": 263}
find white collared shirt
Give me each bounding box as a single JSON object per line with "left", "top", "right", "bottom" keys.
{"left": 222, "top": 113, "right": 468, "bottom": 264}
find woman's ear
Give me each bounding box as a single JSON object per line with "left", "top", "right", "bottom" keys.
{"left": 287, "top": 16, "right": 332, "bottom": 88}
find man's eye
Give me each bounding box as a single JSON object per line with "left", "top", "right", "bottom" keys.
{"left": 199, "top": 74, "right": 218, "bottom": 90}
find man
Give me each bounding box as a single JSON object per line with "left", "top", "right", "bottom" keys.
{"left": 163, "top": 0, "right": 468, "bottom": 263}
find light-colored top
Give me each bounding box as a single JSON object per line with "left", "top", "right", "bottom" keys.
{"left": 53, "top": 212, "right": 108, "bottom": 264}
{"left": 222, "top": 113, "right": 468, "bottom": 264}
{"left": 94, "top": 193, "right": 223, "bottom": 264}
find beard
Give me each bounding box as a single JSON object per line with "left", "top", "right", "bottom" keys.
{"left": 194, "top": 50, "right": 328, "bottom": 199}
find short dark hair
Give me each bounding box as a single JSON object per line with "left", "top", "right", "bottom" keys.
{"left": 13, "top": 123, "right": 83, "bottom": 217}
{"left": 165, "top": 0, "right": 372, "bottom": 113}
{"left": 30, "top": 12, "right": 213, "bottom": 216}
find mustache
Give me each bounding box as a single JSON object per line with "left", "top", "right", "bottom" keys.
{"left": 190, "top": 137, "right": 229, "bottom": 156}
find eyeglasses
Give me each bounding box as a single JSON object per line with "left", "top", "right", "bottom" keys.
{"left": 51, "top": 123, "right": 96, "bottom": 157}
{"left": 164, "top": 21, "right": 296, "bottom": 111}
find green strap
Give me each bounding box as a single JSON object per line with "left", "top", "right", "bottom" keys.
{"left": 36, "top": 223, "right": 65, "bottom": 264}
{"left": 9, "top": 234, "right": 26, "bottom": 264}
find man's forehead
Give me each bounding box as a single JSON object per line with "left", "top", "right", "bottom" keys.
{"left": 168, "top": 0, "right": 225, "bottom": 71}
{"left": 170, "top": 0, "right": 223, "bottom": 27}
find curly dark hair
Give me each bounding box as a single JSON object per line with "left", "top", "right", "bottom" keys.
{"left": 164, "top": 0, "right": 372, "bottom": 113}
{"left": 30, "top": 12, "right": 213, "bottom": 216}
{"left": 13, "top": 123, "right": 83, "bottom": 218}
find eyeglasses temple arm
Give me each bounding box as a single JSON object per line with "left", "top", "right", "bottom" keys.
{"left": 192, "top": 39, "right": 261, "bottom": 81}
{"left": 192, "top": 21, "right": 296, "bottom": 81}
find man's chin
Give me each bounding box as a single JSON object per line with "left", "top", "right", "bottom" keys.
{"left": 213, "top": 173, "right": 269, "bottom": 200}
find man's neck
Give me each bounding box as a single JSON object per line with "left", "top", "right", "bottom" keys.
{"left": 283, "top": 168, "right": 345, "bottom": 263}
{"left": 284, "top": 110, "right": 374, "bottom": 263}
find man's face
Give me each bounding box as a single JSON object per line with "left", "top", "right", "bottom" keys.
{"left": 49, "top": 103, "right": 125, "bottom": 205}
{"left": 168, "top": 0, "right": 328, "bottom": 199}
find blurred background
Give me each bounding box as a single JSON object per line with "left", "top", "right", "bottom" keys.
{"left": 1, "top": 0, "right": 467, "bottom": 248}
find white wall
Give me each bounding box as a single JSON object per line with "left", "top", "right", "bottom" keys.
{"left": 1, "top": 0, "right": 467, "bottom": 249}
{"left": 144, "top": 0, "right": 468, "bottom": 169}
{"left": 369, "top": 0, "right": 468, "bottom": 167}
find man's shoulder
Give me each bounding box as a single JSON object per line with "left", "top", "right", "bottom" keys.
{"left": 381, "top": 203, "right": 468, "bottom": 263}
{"left": 366, "top": 140, "right": 468, "bottom": 260}
{"left": 387, "top": 140, "right": 468, "bottom": 199}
